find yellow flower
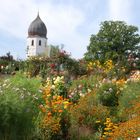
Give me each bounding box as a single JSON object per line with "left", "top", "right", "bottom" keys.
{"left": 106, "top": 118, "right": 111, "bottom": 122}
{"left": 63, "top": 101, "right": 69, "bottom": 105}
{"left": 108, "top": 132, "right": 113, "bottom": 136}
{"left": 102, "top": 135, "right": 106, "bottom": 138}
{"left": 95, "top": 120, "right": 101, "bottom": 123}
{"left": 64, "top": 105, "right": 68, "bottom": 109}
{"left": 104, "top": 127, "right": 111, "bottom": 131}
{"left": 113, "top": 125, "right": 118, "bottom": 129}
{"left": 104, "top": 132, "right": 108, "bottom": 135}
{"left": 47, "top": 94, "right": 51, "bottom": 97}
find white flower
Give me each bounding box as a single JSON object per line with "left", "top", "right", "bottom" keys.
{"left": 15, "top": 88, "right": 20, "bottom": 91}
{"left": 87, "top": 89, "right": 91, "bottom": 93}
{"left": 5, "top": 66, "right": 9, "bottom": 69}
{"left": 78, "top": 85, "right": 82, "bottom": 89}
{"left": 2, "top": 84, "right": 6, "bottom": 87}
{"left": 51, "top": 85, "right": 55, "bottom": 89}
{"left": 46, "top": 77, "right": 50, "bottom": 82}
{"left": 81, "top": 94, "right": 85, "bottom": 97}
{"left": 60, "top": 76, "right": 64, "bottom": 80}
{"left": 20, "top": 94, "right": 24, "bottom": 99}
{"left": 104, "top": 91, "right": 107, "bottom": 94}
{"left": 33, "top": 94, "right": 38, "bottom": 100}
{"left": 27, "top": 92, "right": 31, "bottom": 96}
{"left": 54, "top": 80, "right": 58, "bottom": 85}
{"left": 34, "top": 96, "right": 38, "bottom": 100}
{"left": 38, "top": 89, "right": 42, "bottom": 93}
{"left": 109, "top": 88, "right": 113, "bottom": 92}
{"left": 120, "top": 88, "right": 123, "bottom": 91}
{"left": 127, "top": 79, "right": 131, "bottom": 82}
{"left": 56, "top": 76, "right": 61, "bottom": 82}
{"left": 6, "top": 83, "right": 11, "bottom": 88}
{"left": 4, "top": 79, "right": 9, "bottom": 83}
{"left": 23, "top": 88, "right": 26, "bottom": 91}
{"left": 71, "top": 92, "right": 75, "bottom": 95}
{"left": 1, "top": 65, "right": 4, "bottom": 69}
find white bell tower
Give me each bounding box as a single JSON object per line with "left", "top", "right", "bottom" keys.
{"left": 27, "top": 13, "right": 50, "bottom": 57}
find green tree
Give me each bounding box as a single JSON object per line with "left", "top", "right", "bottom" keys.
{"left": 49, "top": 45, "right": 60, "bottom": 57}
{"left": 85, "top": 21, "right": 140, "bottom": 68}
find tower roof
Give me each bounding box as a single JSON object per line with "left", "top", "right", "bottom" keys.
{"left": 28, "top": 13, "right": 47, "bottom": 38}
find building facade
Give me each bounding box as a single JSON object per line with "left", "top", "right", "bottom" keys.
{"left": 27, "top": 13, "right": 50, "bottom": 57}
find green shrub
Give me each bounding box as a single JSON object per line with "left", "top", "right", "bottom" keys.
{"left": 97, "top": 83, "right": 118, "bottom": 106}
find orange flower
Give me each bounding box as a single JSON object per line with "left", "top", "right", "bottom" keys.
{"left": 55, "top": 101, "right": 62, "bottom": 104}
{"left": 58, "top": 110, "right": 63, "bottom": 113}
{"left": 41, "top": 107, "right": 46, "bottom": 113}
{"left": 57, "top": 96, "right": 63, "bottom": 100}
{"left": 47, "top": 112, "right": 52, "bottom": 117}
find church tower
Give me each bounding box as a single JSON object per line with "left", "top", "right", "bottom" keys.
{"left": 27, "top": 13, "right": 50, "bottom": 57}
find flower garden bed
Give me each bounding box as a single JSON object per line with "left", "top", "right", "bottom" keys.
{"left": 0, "top": 68, "right": 140, "bottom": 140}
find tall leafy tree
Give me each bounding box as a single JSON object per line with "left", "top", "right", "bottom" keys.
{"left": 49, "top": 45, "right": 60, "bottom": 57}
{"left": 85, "top": 21, "right": 140, "bottom": 67}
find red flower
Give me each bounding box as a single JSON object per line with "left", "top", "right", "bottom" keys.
{"left": 50, "top": 63, "right": 55, "bottom": 69}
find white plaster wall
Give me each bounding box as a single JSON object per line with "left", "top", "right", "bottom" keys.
{"left": 27, "top": 38, "right": 37, "bottom": 57}
{"left": 27, "top": 37, "right": 50, "bottom": 58}
{"left": 36, "top": 38, "right": 47, "bottom": 55}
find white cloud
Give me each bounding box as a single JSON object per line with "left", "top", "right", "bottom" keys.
{"left": 40, "top": 3, "right": 86, "bottom": 58}
{"left": 2, "top": 0, "right": 133, "bottom": 58}
{"left": 0, "top": 0, "right": 88, "bottom": 58}
{"left": 108, "top": 0, "right": 132, "bottom": 23}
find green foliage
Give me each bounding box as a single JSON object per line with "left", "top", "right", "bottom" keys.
{"left": 63, "top": 58, "right": 87, "bottom": 77}
{"left": 70, "top": 91, "right": 109, "bottom": 128}
{"left": 38, "top": 76, "right": 71, "bottom": 140}
{"left": 69, "top": 90, "right": 109, "bottom": 139}
{"left": 0, "top": 52, "right": 19, "bottom": 74}
{"left": 0, "top": 73, "right": 42, "bottom": 139}
{"left": 118, "top": 80, "right": 140, "bottom": 120}
{"left": 68, "top": 75, "right": 100, "bottom": 102}
{"left": 22, "top": 51, "right": 87, "bottom": 79}
{"left": 49, "top": 45, "right": 60, "bottom": 57}
{"left": 0, "top": 52, "right": 13, "bottom": 61}
{"left": 85, "top": 21, "right": 140, "bottom": 72}
{"left": 97, "top": 83, "right": 118, "bottom": 106}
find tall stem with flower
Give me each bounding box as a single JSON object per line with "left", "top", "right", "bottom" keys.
{"left": 39, "top": 76, "right": 72, "bottom": 139}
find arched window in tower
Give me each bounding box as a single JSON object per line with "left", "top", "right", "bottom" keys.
{"left": 39, "top": 40, "right": 41, "bottom": 46}
{"left": 31, "top": 40, "right": 34, "bottom": 46}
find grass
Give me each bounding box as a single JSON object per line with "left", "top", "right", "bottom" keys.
{"left": 0, "top": 72, "right": 42, "bottom": 140}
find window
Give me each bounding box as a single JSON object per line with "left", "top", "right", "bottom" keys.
{"left": 31, "top": 40, "right": 34, "bottom": 46}
{"left": 39, "top": 40, "right": 41, "bottom": 46}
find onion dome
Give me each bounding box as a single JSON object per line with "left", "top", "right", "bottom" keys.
{"left": 28, "top": 13, "right": 47, "bottom": 38}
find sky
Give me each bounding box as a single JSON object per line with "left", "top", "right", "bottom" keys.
{"left": 0, "top": 0, "right": 140, "bottom": 59}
